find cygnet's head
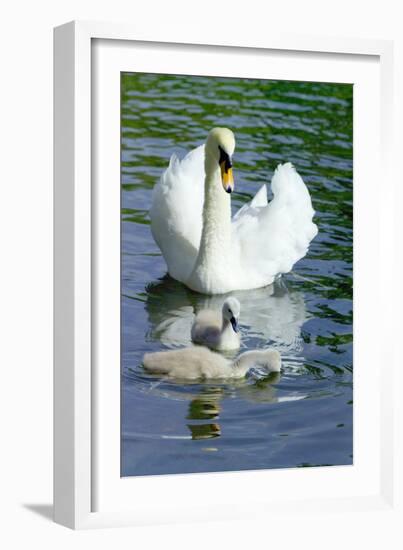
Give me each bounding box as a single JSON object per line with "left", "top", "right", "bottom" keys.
{"left": 222, "top": 297, "right": 241, "bottom": 333}
{"left": 262, "top": 349, "right": 282, "bottom": 373}
{"left": 205, "top": 127, "right": 236, "bottom": 194}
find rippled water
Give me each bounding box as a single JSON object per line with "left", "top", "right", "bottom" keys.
{"left": 121, "top": 73, "right": 353, "bottom": 476}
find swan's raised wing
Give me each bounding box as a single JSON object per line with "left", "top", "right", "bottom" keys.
{"left": 232, "top": 183, "right": 268, "bottom": 221}
{"left": 232, "top": 163, "right": 318, "bottom": 288}
{"left": 150, "top": 145, "right": 205, "bottom": 282}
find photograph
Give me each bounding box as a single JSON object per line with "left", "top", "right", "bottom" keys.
{"left": 120, "top": 72, "right": 353, "bottom": 477}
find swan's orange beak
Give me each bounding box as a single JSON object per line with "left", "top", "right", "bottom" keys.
{"left": 220, "top": 162, "right": 234, "bottom": 194}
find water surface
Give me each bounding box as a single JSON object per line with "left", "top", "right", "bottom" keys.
{"left": 121, "top": 73, "right": 353, "bottom": 476}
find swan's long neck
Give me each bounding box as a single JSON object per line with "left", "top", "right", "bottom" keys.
{"left": 195, "top": 153, "right": 232, "bottom": 270}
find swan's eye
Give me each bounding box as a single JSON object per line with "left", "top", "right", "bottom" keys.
{"left": 218, "top": 145, "right": 232, "bottom": 172}
{"left": 228, "top": 309, "right": 232, "bottom": 315}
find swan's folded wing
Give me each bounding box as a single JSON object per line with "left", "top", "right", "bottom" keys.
{"left": 150, "top": 145, "right": 205, "bottom": 282}
{"left": 232, "top": 163, "right": 318, "bottom": 287}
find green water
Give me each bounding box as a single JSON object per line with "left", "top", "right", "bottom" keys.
{"left": 121, "top": 73, "right": 353, "bottom": 476}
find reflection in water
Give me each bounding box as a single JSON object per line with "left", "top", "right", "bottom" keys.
{"left": 187, "top": 387, "right": 222, "bottom": 420}
{"left": 237, "top": 371, "right": 281, "bottom": 403}
{"left": 187, "top": 423, "right": 221, "bottom": 440}
{"left": 144, "top": 275, "right": 308, "bottom": 360}
{"left": 175, "top": 375, "right": 282, "bottom": 440}
{"left": 125, "top": 359, "right": 283, "bottom": 442}
{"left": 187, "top": 387, "right": 222, "bottom": 442}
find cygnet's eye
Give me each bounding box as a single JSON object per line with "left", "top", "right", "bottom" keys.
{"left": 228, "top": 309, "right": 232, "bottom": 315}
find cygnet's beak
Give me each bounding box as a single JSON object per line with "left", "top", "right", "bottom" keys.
{"left": 230, "top": 316, "right": 239, "bottom": 333}
{"left": 219, "top": 146, "right": 234, "bottom": 193}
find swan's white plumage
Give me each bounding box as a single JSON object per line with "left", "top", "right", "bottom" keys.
{"left": 143, "top": 347, "right": 281, "bottom": 380}
{"left": 231, "top": 163, "right": 318, "bottom": 287}
{"left": 150, "top": 145, "right": 205, "bottom": 283}
{"left": 150, "top": 130, "right": 318, "bottom": 294}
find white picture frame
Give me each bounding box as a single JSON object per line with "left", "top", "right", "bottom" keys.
{"left": 54, "top": 20, "right": 399, "bottom": 530}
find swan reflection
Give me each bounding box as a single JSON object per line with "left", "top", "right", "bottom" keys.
{"left": 144, "top": 275, "right": 308, "bottom": 357}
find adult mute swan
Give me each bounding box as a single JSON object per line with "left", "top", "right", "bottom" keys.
{"left": 191, "top": 297, "right": 241, "bottom": 351}
{"left": 150, "top": 128, "right": 318, "bottom": 295}
{"left": 143, "top": 347, "right": 281, "bottom": 380}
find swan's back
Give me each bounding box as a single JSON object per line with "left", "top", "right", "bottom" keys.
{"left": 143, "top": 347, "right": 232, "bottom": 379}
{"left": 143, "top": 347, "right": 281, "bottom": 379}
{"left": 150, "top": 145, "right": 205, "bottom": 283}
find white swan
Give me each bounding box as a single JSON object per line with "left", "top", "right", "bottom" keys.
{"left": 143, "top": 347, "right": 281, "bottom": 380}
{"left": 191, "top": 297, "right": 241, "bottom": 351}
{"left": 150, "top": 127, "right": 318, "bottom": 295}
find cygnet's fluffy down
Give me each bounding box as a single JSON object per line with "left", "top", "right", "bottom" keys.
{"left": 191, "top": 297, "right": 241, "bottom": 350}
{"left": 143, "top": 347, "right": 281, "bottom": 380}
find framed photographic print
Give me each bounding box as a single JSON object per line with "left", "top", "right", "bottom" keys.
{"left": 54, "top": 20, "right": 398, "bottom": 529}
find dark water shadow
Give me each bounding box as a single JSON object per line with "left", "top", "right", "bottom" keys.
{"left": 23, "top": 503, "right": 53, "bottom": 522}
